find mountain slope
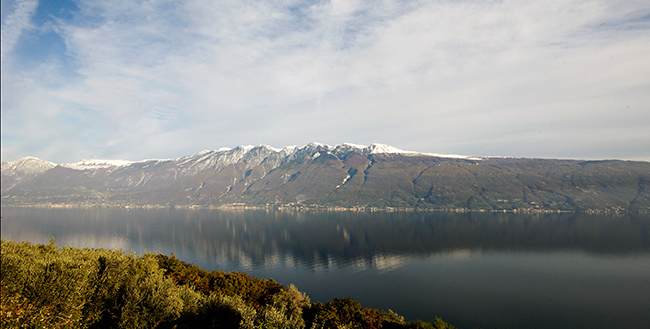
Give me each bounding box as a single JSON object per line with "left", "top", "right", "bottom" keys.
{"left": 2, "top": 144, "right": 649, "bottom": 212}
{"left": 1, "top": 157, "right": 57, "bottom": 192}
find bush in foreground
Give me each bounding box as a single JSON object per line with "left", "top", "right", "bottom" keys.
{"left": 1, "top": 239, "right": 455, "bottom": 329}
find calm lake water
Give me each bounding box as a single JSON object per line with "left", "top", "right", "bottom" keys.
{"left": 1, "top": 206, "right": 649, "bottom": 329}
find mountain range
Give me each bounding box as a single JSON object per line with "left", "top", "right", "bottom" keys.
{"left": 2, "top": 143, "right": 649, "bottom": 212}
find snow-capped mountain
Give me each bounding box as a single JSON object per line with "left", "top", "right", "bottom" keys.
{"left": 152, "top": 142, "right": 480, "bottom": 177}
{"left": 1, "top": 156, "right": 56, "bottom": 192}
{"left": 2, "top": 143, "right": 649, "bottom": 212}
{"left": 48, "top": 143, "right": 479, "bottom": 179}
{"left": 3, "top": 142, "right": 465, "bottom": 191}
{"left": 59, "top": 143, "right": 476, "bottom": 170}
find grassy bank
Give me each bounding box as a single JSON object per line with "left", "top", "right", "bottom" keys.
{"left": 1, "top": 239, "right": 455, "bottom": 329}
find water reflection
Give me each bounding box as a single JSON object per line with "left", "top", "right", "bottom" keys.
{"left": 1, "top": 207, "right": 648, "bottom": 272}
{"left": 2, "top": 207, "right": 649, "bottom": 329}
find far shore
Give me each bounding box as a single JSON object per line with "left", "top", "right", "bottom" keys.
{"left": 2, "top": 202, "right": 637, "bottom": 214}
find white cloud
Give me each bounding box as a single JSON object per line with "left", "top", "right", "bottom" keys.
{"left": 1, "top": 0, "right": 649, "bottom": 162}
{"left": 0, "top": 0, "right": 39, "bottom": 65}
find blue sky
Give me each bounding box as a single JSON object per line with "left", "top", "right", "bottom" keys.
{"left": 2, "top": 0, "right": 649, "bottom": 163}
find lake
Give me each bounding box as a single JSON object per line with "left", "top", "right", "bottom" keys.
{"left": 1, "top": 206, "right": 649, "bottom": 329}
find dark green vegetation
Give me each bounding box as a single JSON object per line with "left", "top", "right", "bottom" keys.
{"left": 3, "top": 148, "right": 650, "bottom": 212}
{"left": 1, "top": 239, "right": 455, "bottom": 329}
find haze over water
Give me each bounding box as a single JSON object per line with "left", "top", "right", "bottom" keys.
{"left": 2, "top": 206, "right": 649, "bottom": 329}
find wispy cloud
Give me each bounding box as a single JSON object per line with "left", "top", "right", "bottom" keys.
{"left": 1, "top": 0, "right": 39, "bottom": 65}
{"left": 1, "top": 0, "right": 649, "bottom": 163}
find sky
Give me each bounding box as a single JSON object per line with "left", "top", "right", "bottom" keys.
{"left": 1, "top": 0, "right": 649, "bottom": 164}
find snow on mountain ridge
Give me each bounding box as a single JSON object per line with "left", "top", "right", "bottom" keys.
{"left": 6, "top": 143, "right": 479, "bottom": 175}
{"left": 1, "top": 157, "right": 57, "bottom": 192}
{"left": 60, "top": 159, "right": 135, "bottom": 170}
{"left": 1, "top": 156, "right": 56, "bottom": 172}
{"left": 367, "top": 143, "right": 412, "bottom": 154}
{"left": 81, "top": 143, "right": 480, "bottom": 169}
{"left": 1, "top": 143, "right": 482, "bottom": 193}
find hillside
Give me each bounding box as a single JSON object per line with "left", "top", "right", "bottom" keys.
{"left": 2, "top": 239, "right": 454, "bottom": 328}
{"left": 2, "top": 143, "right": 649, "bottom": 212}
{"left": 1, "top": 156, "right": 56, "bottom": 192}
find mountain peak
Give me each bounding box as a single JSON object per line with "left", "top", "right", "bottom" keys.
{"left": 1, "top": 156, "right": 56, "bottom": 171}
{"left": 3, "top": 145, "right": 648, "bottom": 212}
{"left": 1, "top": 156, "right": 57, "bottom": 192}
{"left": 367, "top": 143, "right": 412, "bottom": 154}
{"left": 182, "top": 142, "right": 480, "bottom": 164}
{"left": 4, "top": 142, "right": 478, "bottom": 174}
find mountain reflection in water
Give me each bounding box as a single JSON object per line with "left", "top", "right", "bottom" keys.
{"left": 2, "top": 207, "right": 649, "bottom": 329}
{"left": 1, "top": 207, "right": 647, "bottom": 271}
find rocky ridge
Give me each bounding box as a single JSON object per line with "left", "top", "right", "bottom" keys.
{"left": 1, "top": 156, "right": 56, "bottom": 192}
{"left": 2, "top": 143, "right": 649, "bottom": 212}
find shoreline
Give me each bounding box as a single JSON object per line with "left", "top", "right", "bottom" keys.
{"left": 1, "top": 202, "right": 640, "bottom": 214}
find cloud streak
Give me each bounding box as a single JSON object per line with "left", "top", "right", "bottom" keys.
{"left": 0, "top": 0, "right": 39, "bottom": 65}
{"left": 2, "top": 0, "right": 649, "bottom": 163}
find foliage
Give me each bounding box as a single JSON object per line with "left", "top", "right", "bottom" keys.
{"left": 256, "top": 284, "right": 311, "bottom": 328}
{"left": 2, "top": 239, "right": 456, "bottom": 329}
{"left": 1, "top": 238, "right": 194, "bottom": 329}
{"left": 402, "top": 318, "right": 456, "bottom": 329}
{"left": 156, "top": 253, "right": 210, "bottom": 293}
{"left": 305, "top": 297, "right": 414, "bottom": 329}
{"left": 156, "top": 253, "right": 286, "bottom": 310}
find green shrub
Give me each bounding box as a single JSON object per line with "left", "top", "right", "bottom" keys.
{"left": 2, "top": 239, "right": 456, "bottom": 329}
{"left": 90, "top": 253, "right": 186, "bottom": 328}
{"left": 403, "top": 318, "right": 456, "bottom": 329}
{"left": 1, "top": 239, "right": 195, "bottom": 329}
{"left": 255, "top": 284, "right": 310, "bottom": 328}
{"left": 157, "top": 254, "right": 287, "bottom": 311}
{"left": 307, "top": 297, "right": 384, "bottom": 329}
{"left": 1, "top": 238, "right": 97, "bottom": 328}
